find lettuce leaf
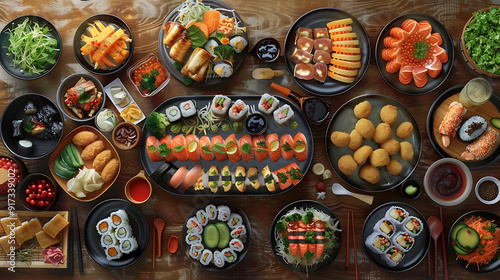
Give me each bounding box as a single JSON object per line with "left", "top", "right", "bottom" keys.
{"left": 187, "top": 25, "right": 208, "bottom": 49}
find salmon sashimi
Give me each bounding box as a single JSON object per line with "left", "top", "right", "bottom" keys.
{"left": 430, "top": 45, "right": 448, "bottom": 63}
{"left": 398, "top": 65, "right": 414, "bottom": 84}
{"left": 381, "top": 47, "right": 400, "bottom": 61}
{"left": 253, "top": 135, "right": 268, "bottom": 162}
{"left": 286, "top": 221, "right": 299, "bottom": 256}
{"left": 383, "top": 36, "right": 402, "bottom": 48}
{"left": 293, "top": 132, "right": 308, "bottom": 162}
{"left": 145, "top": 136, "right": 162, "bottom": 162}
{"left": 273, "top": 168, "right": 292, "bottom": 190}
{"left": 428, "top": 33, "right": 442, "bottom": 46}
{"left": 211, "top": 135, "right": 228, "bottom": 162}
{"left": 239, "top": 134, "right": 254, "bottom": 162}
{"left": 185, "top": 134, "right": 200, "bottom": 162}
{"left": 424, "top": 56, "right": 442, "bottom": 78}
{"left": 390, "top": 27, "right": 409, "bottom": 41}
{"left": 439, "top": 101, "right": 466, "bottom": 147}
{"left": 178, "top": 163, "right": 202, "bottom": 194}
{"left": 315, "top": 220, "right": 326, "bottom": 258}
{"left": 297, "top": 221, "right": 308, "bottom": 258}
{"left": 159, "top": 135, "right": 176, "bottom": 162}
{"left": 199, "top": 136, "right": 214, "bottom": 161}
{"left": 266, "top": 133, "right": 281, "bottom": 162}
{"left": 280, "top": 134, "right": 294, "bottom": 160}
{"left": 167, "top": 165, "right": 188, "bottom": 188}
{"left": 172, "top": 134, "right": 188, "bottom": 161}
{"left": 224, "top": 134, "right": 241, "bottom": 163}
{"left": 412, "top": 66, "right": 428, "bottom": 88}
{"left": 286, "top": 162, "right": 303, "bottom": 185}
{"left": 418, "top": 20, "right": 432, "bottom": 38}
{"left": 401, "top": 19, "right": 420, "bottom": 35}
{"left": 385, "top": 55, "right": 403, "bottom": 73}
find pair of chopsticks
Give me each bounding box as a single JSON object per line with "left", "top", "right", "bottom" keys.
{"left": 72, "top": 206, "right": 84, "bottom": 274}
{"left": 345, "top": 211, "right": 358, "bottom": 280}
{"left": 152, "top": 214, "right": 156, "bottom": 269}
{"left": 427, "top": 207, "right": 448, "bottom": 280}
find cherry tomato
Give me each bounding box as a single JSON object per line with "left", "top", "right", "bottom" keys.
{"left": 29, "top": 193, "right": 35, "bottom": 199}
{"left": 47, "top": 192, "right": 53, "bottom": 198}
{"left": 41, "top": 190, "right": 47, "bottom": 199}
{"left": 29, "top": 199, "right": 36, "bottom": 206}
{"left": 25, "top": 188, "right": 31, "bottom": 195}
{"left": 38, "top": 200, "right": 45, "bottom": 207}
{"left": 47, "top": 188, "right": 53, "bottom": 193}
{"left": 36, "top": 194, "right": 41, "bottom": 199}
{"left": 30, "top": 184, "right": 37, "bottom": 190}
{"left": 41, "top": 179, "right": 46, "bottom": 185}
{"left": 26, "top": 197, "right": 31, "bottom": 203}
{"left": 316, "top": 181, "right": 326, "bottom": 192}
{"left": 44, "top": 200, "right": 50, "bottom": 206}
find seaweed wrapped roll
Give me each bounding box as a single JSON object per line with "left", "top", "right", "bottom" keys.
{"left": 211, "top": 95, "right": 231, "bottom": 118}
{"left": 166, "top": 105, "right": 181, "bottom": 122}
{"left": 273, "top": 105, "right": 294, "bottom": 127}
{"left": 214, "top": 60, "right": 233, "bottom": 78}
{"left": 12, "top": 120, "right": 23, "bottom": 138}
{"left": 180, "top": 100, "right": 197, "bottom": 118}
{"left": 24, "top": 101, "right": 37, "bottom": 115}
{"left": 229, "top": 36, "right": 248, "bottom": 53}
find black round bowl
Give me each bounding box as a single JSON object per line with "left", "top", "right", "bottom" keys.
{"left": 401, "top": 179, "right": 421, "bottom": 199}
{"left": 18, "top": 173, "right": 59, "bottom": 211}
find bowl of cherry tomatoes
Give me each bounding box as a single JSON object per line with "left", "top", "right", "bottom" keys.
{"left": 18, "top": 173, "right": 58, "bottom": 211}
{"left": 0, "top": 155, "right": 27, "bottom": 197}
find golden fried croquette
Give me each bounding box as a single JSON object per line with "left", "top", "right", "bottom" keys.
{"left": 330, "top": 131, "right": 351, "bottom": 147}
{"left": 81, "top": 140, "right": 105, "bottom": 161}
{"left": 359, "top": 164, "right": 380, "bottom": 184}
{"left": 373, "top": 123, "right": 392, "bottom": 144}
{"left": 386, "top": 158, "right": 402, "bottom": 176}
{"left": 380, "top": 138, "right": 400, "bottom": 156}
{"left": 338, "top": 155, "right": 358, "bottom": 176}
{"left": 101, "top": 158, "right": 119, "bottom": 183}
{"left": 92, "top": 150, "right": 113, "bottom": 171}
{"left": 348, "top": 129, "right": 363, "bottom": 150}
{"left": 354, "top": 101, "right": 372, "bottom": 119}
{"left": 355, "top": 118, "right": 375, "bottom": 139}
{"left": 396, "top": 122, "right": 414, "bottom": 139}
{"left": 353, "top": 145, "right": 373, "bottom": 165}
{"left": 72, "top": 131, "right": 98, "bottom": 147}
{"left": 369, "top": 148, "right": 390, "bottom": 167}
{"left": 400, "top": 141, "right": 414, "bottom": 161}
{"left": 380, "top": 105, "right": 398, "bottom": 125}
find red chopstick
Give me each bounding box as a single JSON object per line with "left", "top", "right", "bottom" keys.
{"left": 346, "top": 211, "right": 350, "bottom": 267}
{"left": 153, "top": 215, "right": 156, "bottom": 269}
{"left": 440, "top": 207, "right": 448, "bottom": 280}
{"left": 352, "top": 212, "right": 358, "bottom": 280}
{"left": 428, "top": 247, "right": 431, "bottom": 276}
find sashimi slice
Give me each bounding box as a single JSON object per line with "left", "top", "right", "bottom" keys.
{"left": 199, "top": 136, "right": 214, "bottom": 161}
{"left": 286, "top": 162, "right": 303, "bottom": 185}
{"left": 280, "top": 134, "right": 294, "bottom": 160}
{"left": 167, "top": 165, "right": 188, "bottom": 188}
{"left": 266, "top": 133, "right": 281, "bottom": 162}
{"left": 412, "top": 66, "right": 428, "bottom": 88}
{"left": 385, "top": 55, "right": 403, "bottom": 73}
{"left": 430, "top": 45, "right": 448, "bottom": 63}
{"left": 401, "top": 19, "right": 420, "bottom": 36}
{"left": 381, "top": 47, "right": 400, "bottom": 61}
{"left": 418, "top": 20, "right": 432, "bottom": 39}
{"left": 178, "top": 163, "right": 202, "bottom": 194}
{"left": 273, "top": 168, "right": 292, "bottom": 190}
{"left": 145, "top": 136, "right": 162, "bottom": 162}
{"left": 253, "top": 135, "right": 268, "bottom": 162}
{"left": 239, "top": 134, "right": 254, "bottom": 162}
{"left": 399, "top": 65, "right": 414, "bottom": 84}
{"left": 383, "top": 36, "right": 402, "bottom": 48}
{"left": 225, "top": 134, "right": 241, "bottom": 163}
{"left": 293, "top": 132, "right": 308, "bottom": 162}
{"left": 428, "top": 33, "right": 442, "bottom": 46}
{"left": 159, "top": 135, "right": 176, "bottom": 162}
{"left": 211, "top": 135, "right": 228, "bottom": 162}
{"left": 390, "top": 27, "right": 410, "bottom": 41}
{"left": 186, "top": 134, "right": 200, "bottom": 162}
{"left": 172, "top": 134, "right": 188, "bottom": 161}
{"left": 424, "top": 56, "right": 442, "bottom": 78}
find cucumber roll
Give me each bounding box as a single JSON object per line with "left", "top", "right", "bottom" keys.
{"left": 228, "top": 99, "right": 248, "bottom": 122}
{"left": 115, "top": 225, "right": 133, "bottom": 241}
{"left": 217, "top": 205, "right": 231, "bottom": 222}
{"left": 273, "top": 105, "right": 295, "bottom": 128}
{"left": 199, "top": 249, "right": 213, "bottom": 266}
{"left": 258, "top": 93, "right": 280, "bottom": 116}
{"left": 205, "top": 204, "right": 217, "bottom": 221}
{"left": 221, "top": 248, "right": 237, "bottom": 263}
{"left": 189, "top": 242, "right": 204, "bottom": 260}
{"left": 180, "top": 100, "right": 197, "bottom": 118}
{"left": 227, "top": 213, "right": 243, "bottom": 229}
{"left": 229, "top": 238, "right": 244, "bottom": 252}
{"left": 119, "top": 237, "right": 138, "bottom": 254}
{"left": 100, "top": 233, "right": 117, "bottom": 247}
{"left": 211, "top": 95, "right": 231, "bottom": 118}
{"left": 166, "top": 105, "right": 181, "bottom": 122}
{"left": 185, "top": 233, "right": 202, "bottom": 245}
{"left": 105, "top": 245, "right": 122, "bottom": 261}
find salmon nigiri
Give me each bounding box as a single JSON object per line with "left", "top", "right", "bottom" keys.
{"left": 280, "top": 134, "right": 294, "bottom": 161}
{"left": 273, "top": 168, "right": 292, "bottom": 190}
{"left": 307, "top": 221, "right": 317, "bottom": 254}
{"left": 172, "top": 134, "right": 188, "bottom": 161}
{"left": 178, "top": 163, "right": 202, "bottom": 194}
{"left": 185, "top": 134, "right": 200, "bottom": 161}
{"left": 224, "top": 134, "right": 241, "bottom": 163}
{"left": 199, "top": 136, "right": 214, "bottom": 161}
{"left": 253, "top": 135, "right": 268, "bottom": 162}
{"left": 167, "top": 165, "right": 188, "bottom": 188}
{"left": 159, "top": 135, "right": 176, "bottom": 162}
{"left": 145, "top": 136, "right": 162, "bottom": 162}
{"left": 211, "top": 135, "right": 228, "bottom": 161}
{"left": 293, "top": 132, "right": 308, "bottom": 162}
{"left": 297, "top": 221, "right": 308, "bottom": 258}
{"left": 286, "top": 162, "right": 303, "bottom": 185}
{"left": 239, "top": 134, "right": 254, "bottom": 162}
{"left": 266, "top": 133, "right": 281, "bottom": 162}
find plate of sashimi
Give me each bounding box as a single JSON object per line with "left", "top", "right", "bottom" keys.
{"left": 140, "top": 94, "right": 314, "bottom": 195}
{"left": 375, "top": 13, "right": 454, "bottom": 95}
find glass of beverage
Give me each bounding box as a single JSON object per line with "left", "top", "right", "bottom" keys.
{"left": 459, "top": 77, "right": 493, "bottom": 107}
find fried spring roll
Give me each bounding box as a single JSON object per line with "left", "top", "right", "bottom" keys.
{"left": 170, "top": 33, "right": 192, "bottom": 63}
{"left": 163, "top": 22, "right": 186, "bottom": 48}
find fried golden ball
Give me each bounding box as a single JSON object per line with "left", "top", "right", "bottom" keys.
{"left": 81, "top": 140, "right": 105, "bottom": 161}
{"left": 348, "top": 129, "right": 363, "bottom": 150}
{"left": 72, "top": 131, "right": 98, "bottom": 147}
{"left": 101, "top": 158, "right": 119, "bottom": 183}
{"left": 359, "top": 164, "right": 380, "bottom": 184}
{"left": 93, "top": 150, "right": 113, "bottom": 172}
{"left": 380, "top": 105, "right": 398, "bottom": 125}
{"left": 400, "top": 141, "right": 414, "bottom": 161}
{"left": 354, "top": 101, "right": 372, "bottom": 119}
{"left": 396, "top": 122, "right": 414, "bottom": 139}
{"left": 380, "top": 138, "right": 400, "bottom": 156}
{"left": 338, "top": 155, "right": 358, "bottom": 176}
{"left": 369, "top": 148, "right": 390, "bottom": 167}
{"left": 373, "top": 123, "right": 392, "bottom": 144}
{"left": 353, "top": 145, "right": 373, "bottom": 165}
{"left": 330, "top": 131, "right": 351, "bottom": 147}
{"left": 386, "top": 158, "right": 402, "bottom": 176}
{"left": 355, "top": 118, "right": 375, "bottom": 139}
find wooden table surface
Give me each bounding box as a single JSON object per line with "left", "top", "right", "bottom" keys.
{"left": 1, "top": 0, "right": 499, "bottom": 279}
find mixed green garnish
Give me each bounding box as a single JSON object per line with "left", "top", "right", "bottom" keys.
{"left": 413, "top": 41, "right": 429, "bottom": 60}
{"left": 140, "top": 69, "right": 160, "bottom": 93}
{"left": 16, "top": 244, "right": 39, "bottom": 266}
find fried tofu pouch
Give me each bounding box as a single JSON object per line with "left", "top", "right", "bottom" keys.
{"left": 101, "top": 158, "right": 119, "bottom": 183}
{"left": 93, "top": 150, "right": 113, "bottom": 171}
{"left": 81, "top": 140, "right": 105, "bottom": 161}
{"left": 72, "top": 131, "right": 98, "bottom": 147}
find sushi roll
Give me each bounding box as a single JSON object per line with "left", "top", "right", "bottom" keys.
{"left": 227, "top": 213, "right": 243, "bottom": 229}
{"left": 12, "top": 120, "right": 23, "bottom": 138}
{"left": 18, "top": 140, "right": 33, "bottom": 154}
{"left": 229, "top": 238, "right": 244, "bottom": 252}
{"left": 228, "top": 99, "right": 248, "bottom": 122}
{"left": 247, "top": 166, "right": 261, "bottom": 190}
{"left": 96, "top": 218, "right": 112, "bottom": 235}
{"left": 386, "top": 206, "right": 408, "bottom": 223}
{"left": 230, "top": 225, "right": 246, "bottom": 239}
{"left": 187, "top": 217, "right": 203, "bottom": 234}
{"left": 205, "top": 39, "right": 219, "bottom": 57}
{"left": 214, "top": 60, "right": 233, "bottom": 78}
{"left": 196, "top": 209, "right": 209, "bottom": 226}
{"left": 166, "top": 105, "right": 181, "bottom": 122}
{"left": 110, "top": 210, "right": 129, "bottom": 228}
{"left": 213, "top": 250, "right": 225, "bottom": 268}
{"left": 221, "top": 248, "right": 237, "bottom": 263}
{"left": 217, "top": 205, "right": 231, "bottom": 222}
{"left": 229, "top": 35, "right": 248, "bottom": 53}
{"left": 200, "top": 249, "right": 213, "bottom": 266}
{"left": 375, "top": 219, "right": 395, "bottom": 237}
{"left": 105, "top": 245, "right": 122, "bottom": 260}
{"left": 115, "top": 225, "right": 133, "bottom": 240}
{"left": 185, "top": 233, "right": 202, "bottom": 245}
{"left": 24, "top": 101, "right": 37, "bottom": 114}
{"left": 208, "top": 165, "right": 220, "bottom": 193}
{"left": 205, "top": 204, "right": 217, "bottom": 221}
{"left": 234, "top": 166, "right": 246, "bottom": 192}
{"left": 394, "top": 232, "right": 414, "bottom": 252}
{"left": 100, "top": 233, "right": 117, "bottom": 247}
{"left": 180, "top": 100, "right": 197, "bottom": 118}
{"left": 119, "top": 237, "right": 138, "bottom": 254}
{"left": 405, "top": 217, "right": 423, "bottom": 236}
{"left": 189, "top": 242, "right": 204, "bottom": 260}
{"left": 458, "top": 115, "right": 487, "bottom": 142}
{"left": 273, "top": 105, "right": 295, "bottom": 128}
{"left": 258, "top": 93, "right": 280, "bottom": 116}
{"left": 365, "top": 232, "right": 391, "bottom": 253}
{"left": 384, "top": 247, "right": 404, "bottom": 267}
{"left": 221, "top": 165, "right": 232, "bottom": 192}
{"left": 211, "top": 95, "right": 231, "bottom": 118}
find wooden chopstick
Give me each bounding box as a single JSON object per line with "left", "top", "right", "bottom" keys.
{"left": 69, "top": 207, "right": 74, "bottom": 274}
{"left": 74, "top": 207, "right": 84, "bottom": 274}
{"left": 153, "top": 214, "right": 156, "bottom": 269}
{"left": 352, "top": 212, "right": 358, "bottom": 280}
{"left": 346, "top": 211, "right": 350, "bottom": 268}
{"left": 440, "top": 207, "right": 448, "bottom": 280}
{"left": 428, "top": 246, "right": 431, "bottom": 276}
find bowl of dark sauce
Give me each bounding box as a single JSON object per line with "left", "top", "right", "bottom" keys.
{"left": 245, "top": 113, "right": 267, "bottom": 136}
{"left": 250, "top": 38, "right": 280, "bottom": 63}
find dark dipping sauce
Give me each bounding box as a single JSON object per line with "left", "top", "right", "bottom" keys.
{"left": 478, "top": 181, "right": 499, "bottom": 201}
{"left": 257, "top": 40, "right": 279, "bottom": 62}
{"left": 303, "top": 99, "right": 329, "bottom": 123}
{"left": 429, "top": 162, "right": 466, "bottom": 201}
{"left": 245, "top": 113, "right": 267, "bottom": 135}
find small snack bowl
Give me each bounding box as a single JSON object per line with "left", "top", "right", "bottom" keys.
{"left": 112, "top": 122, "right": 142, "bottom": 150}
{"left": 168, "top": 235, "right": 179, "bottom": 254}
{"left": 0, "top": 155, "right": 27, "bottom": 196}
{"left": 245, "top": 113, "right": 268, "bottom": 136}
{"left": 124, "top": 170, "right": 152, "bottom": 204}
{"left": 127, "top": 52, "right": 170, "bottom": 98}
{"left": 18, "top": 173, "right": 58, "bottom": 211}
{"left": 249, "top": 37, "right": 281, "bottom": 63}
{"left": 401, "top": 179, "right": 421, "bottom": 199}
{"left": 475, "top": 176, "right": 500, "bottom": 205}
{"left": 95, "top": 108, "right": 117, "bottom": 132}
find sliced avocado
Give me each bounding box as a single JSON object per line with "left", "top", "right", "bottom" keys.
{"left": 491, "top": 117, "right": 500, "bottom": 130}
{"left": 456, "top": 226, "right": 480, "bottom": 253}
{"left": 215, "top": 222, "right": 230, "bottom": 248}
{"left": 203, "top": 224, "right": 219, "bottom": 249}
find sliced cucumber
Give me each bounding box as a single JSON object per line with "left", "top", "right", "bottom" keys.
{"left": 215, "top": 222, "right": 230, "bottom": 248}
{"left": 452, "top": 244, "right": 470, "bottom": 255}
{"left": 61, "top": 145, "right": 78, "bottom": 168}
{"left": 203, "top": 224, "right": 219, "bottom": 249}
{"left": 69, "top": 143, "right": 84, "bottom": 167}
{"left": 54, "top": 157, "right": 77, "bottom": 180}
{"left": 491, "top": 117, "right": 500, "bottom": 130}
{"left": 450, "top": 224, "right": 467, "bottom": 242}
{"left": 456, "top": 226, "right": 479, "bottom": 252}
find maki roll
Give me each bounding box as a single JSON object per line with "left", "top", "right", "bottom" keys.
{"left": 385, "top": 247, "right": 404, "bottom": 266}
{"left": 229, "top": 35, "right": 248, "bottom": 53}
{"left": 196, "top": 209, "right": 209, "bottom": 226}
{"left": 376, "top": 219, "right": 395, "bottom": 237}
{"left": 189, "top": 242, "right": 204, "bottom": 260}
{"left": 273, "top": 105, "right": 295, "bottom": 128}
{"left": 166, "top": 105, "right": 181, "bottom": 122}
{"left": 205, "top": 39, "right": 219, "bottom": 57}
{"left": 96, "top": 218, "right": 112, "bottom": 235}
{"left": 205, "top": 204, "right": 217, "bottom": 221}
{"left": 229, "top": 238, "right": 244, "bottom": 252}
{"left": 115, "top": 225, "right": 133, "bottom": 240}
{"left": 24, "top": 101, "right": 37, "bottom": 115}
{"left": 12, "top": 120, "right": 23, "bottom": 138}
{"left": 110, "top": 209, "right": 129, "bottom": 228}
{"left": 214, "top": 60, "right": 233, "bottom": 78}
{"left": 18, "top": 140, "right": 33, "bottom": 154}
{"left": 458, "top": 116, "right": 487, "bottom": 142}
{"left": 394, "top": 232, "right": 414, "bottom": 252}
{"left": 217, "top": 205, "right": 231, "bottom": 222}
{"left": 185, "top": 233, "right": 202, "bottom": 245}
{"left": 221, "top": 248, "right": 237, "bottom": 263}
{"left": 227, "top": 213, "right": 243, "bottom": 229}
{"left": 230, "top": 225, "right": 246, "bottom": 239}
{"left": 258, "top": 93, "right": 280, "bottom": 116}
{"left": 213, "top": 250, "right": 225, "bottom": 268}
{"left": 211, "top": 95, "right": 231, "bottom": 118}
{"left": 105, "top": 245, "right": 123, "bottom": 260}
{"left": 100, "top": 233, "right": 117, "bottom": 247}
{"left": 180, "top": 100, "right": 197, "bottom": 118}
{"left": 187, "top": 217, "right": 203, "bottom": 234}
{"left": 200, "top": 249, "right": 213, "bottom": 266}
{"left": 386, "top": 207, "right": 408, "bottom": 223}
{"left": 366, "top": 232, "right": 390, "bottom": 253}
{"left": 120, "top": 237, "right": 138, "bottom": 254}
{"left": 405, "top": 217, "right": 423, "bottom": 236}
{"left": 228, "top": 99, "right": 248, "bottom": 122}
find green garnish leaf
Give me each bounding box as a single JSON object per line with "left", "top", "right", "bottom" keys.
{"left": 213, "top": 44, "right": 235, "bottom": 60}
{"left": 215, "top": 32, "right": 226, "bottom": 42}
{"left": 140, "top": 69, "right": 160, "bottom": 93}
{"left": 281, "top": 141, "right": 292, "bottom": 152}
{"left": 484, "top": 223, "right": 497, "bottom": 233}
{"left": 305, "top": 230, "right": 316, "bottom": 243}
{"left": 187, "top": 25, "right": 208, "bottom": 49}
{"left": 325, "top": 227, "right": 334, "bottom": 239}
{"left": 201, "top": 144, "right": 213, "bottom": 154}
{"left": 276, "top": 220, "right": 286, "bottom": 232}
{"left": 24, "top": 121, "right": 33, "bottom": 133}
{"left": 212, "top": 143, "right": 226, "bottom": 154}
{"left": 284, "top": 213, "right": 302, "bottom": 222}
{"left": 174, "top": 61, "right": 183, "bottom": 71}
{"left": 304, "top": 250, "right": 315, "bottom": 262}
{"left": 240, "top": 143, "right": 252, "bottom": 154}
{"left": 158, "top": 143, "right": 172, "bottom": 157}
{"left": 173, "top": 144, "right": 185, "bottom": 153}
{"left": 287, "top": 167, "right": 303, "bottom": 181}
{"left": 277, "top": 172, "right": 288, "bottom": 183}
{"left": 302, "top": 211, "right": 314, "bottom": 224}
{"left": 77, "top": 90, "right": 90, "bottom": 103}
{"left": 413, "top": 40, "right": 430, "bottom": 60}
{"left": 183, "top": 75, "right": 193, "bottom": 86}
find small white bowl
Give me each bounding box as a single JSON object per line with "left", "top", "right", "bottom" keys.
{"left": 475, "top": 176, "right": 500, "bottom": 205}
{"left": 423, "top": 158, "right": 473, "bottom": 206}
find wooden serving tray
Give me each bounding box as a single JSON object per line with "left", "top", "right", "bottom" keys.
{"left": 49, "top": 125, "right": 121, "bottom": 202}
{"left": 0, "top": 210, "right": 69, "bottom": 269}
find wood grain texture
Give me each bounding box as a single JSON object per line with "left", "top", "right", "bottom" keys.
{"left": 1, "top": 0, "right": 500, "bottom": 279}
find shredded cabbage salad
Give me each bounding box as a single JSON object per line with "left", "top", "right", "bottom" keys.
{"left": 174, "top": 0, "right": 243, "bottom": 33}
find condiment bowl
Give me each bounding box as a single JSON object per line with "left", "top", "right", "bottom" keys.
{"left": 423, "top": 158, "right": 473, "bottom": 206}
{"left": 126, "top": 52, "right": 170, "bottom": 98}
{"left": 112, "top": 122, "right": 142, "bottom": 150}
{"left": 475, "top": 176, "right": 500, "bottom": 205}
{"left": 18, "top": 173, "right": 59, "bottom": 211}
{"left": 400, "top": 179, "right": 421, "bottom": 199}
{"left": 245, "top": 112, "right": 268, "bottom": 136}
{"left": 94, "top": 108, "right": 117, "bottom": 132}
{"left": 0, "top": 155, "right": 27, "bottom": 196}
{"left": 249, "top": 37, "right": 281, "bottom": 63}
{"left": 124, "top": 170, "right": 152, "bottom": 204}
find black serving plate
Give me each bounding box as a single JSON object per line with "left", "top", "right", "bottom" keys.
{"left": 182, "top": 199, "right": 251, "bottom": 271}
{"left": 158, "top": 0, "right": 248, "bottom": 88}
{"left": 448, "top": 210, "right": 500, "bottom": 273}
{"left": 270, "top": 200, "right": 342, "bottom": 273}
{"left": 140, "top": 95, "right": 314, "bottom": 196}
{"left": 362, "top": 202, "right": 430, "bottom": 272}
{"left": 325, "top": 94, "right": 422, "bottom": 192}
{"left": 83, "top": 199, "right": 149, "bottom": 269}
{"left": 375, "top": 13, "right": 454, "bottom": 95}
{"left": 0, "top": 15, "right": 62, "bottom": 80}
{"left": 0, "top": 93, "right": 64, "bottom": 159}
{"left": 426, "top": 84, "right": 500, "bottom": 169}
{"left": 284, "top": 8, "right": 370, "bottom": 96}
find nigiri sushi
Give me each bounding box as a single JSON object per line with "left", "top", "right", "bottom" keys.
{"left": 273, "top": 168, "right": 292, "bottom": 190}
{"left": 266, "top": 133, "right": 281, "bottom": 162}
{"left": 239, "top": 134, "right": 254, "bottom": 162}
{"left": 262, "top": 165, "right": 276, "bottom": 192}
{"left": 172, "top": 134, "right": 188, "bottom": 161}
{"left": 221, "top": 165, "right": 232, "bottom": 192}
{"left": 212, "top": 135, "right": 228, "bottom": 161}
{"left": 178, "top": 163, "right": 203, "bottom": 194}
{"left": 293, "top": 132, "right": 308, "bottom": 162}
{"left": 159, "top": 135, "right": 176, "bottom": 162}
{"left": 461, "top": 127, "right": 498, "bottom": 161}
{"left": 253, "top": 135, "right": 268, "bottom": 162}
{"left": 186, "top": 134, "right": 200, "bottom": 161}
{"left": 199, "top": 136, "right": 214, "bottom": 161}
{"left": 225, "top": 134, "right": 241, "bottom": 162}
{"left": 286, "top": 162, "right": 303, "bottom": 185}
{"left": 208, "top": 165, "right": 219, "bottom": 193}
{"left": 247, "top": 166, "right": 261, "bottom": 189}
{"left": 167, "top": 165, "right": 188, "bottom": 188}
{"left": 235, "top": 166, "right": 246, "bottom": 192}
{"left": 280, "top": 134, "right": 294, "bottom": 160}
{"left": 146, "top": 136, "right": 163, "bottom": 162}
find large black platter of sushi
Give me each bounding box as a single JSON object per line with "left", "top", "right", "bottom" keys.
{"left": 284, "top": 8, "right": 370, "bottom": 96}
{"left": 83, "top": 198, "right": 149, "bottom": 269}
{"left": 0, "top": 93, "right": 63, "bottom": 159}
{"left": 158, "top": 0, "right": 248, "bottom": 88}
{"left": 181, "top": 199, "right": 251, "bottom": 271}
{"left": 325, "top": 94, "right": 422, "bottom": 192}
{"left": 140, "top": 94, "right": 314, "bottom": 196}
{"left": 361, "top": 202, "right": 430, "bottom": 272}
{"left": 427, "top": 84, "right": 500, "bottom": 169}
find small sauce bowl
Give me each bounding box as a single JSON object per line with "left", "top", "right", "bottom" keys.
{"left": 401, "top": 179, "right": 421, "bottom": 199}
{"left": 125, "top": 170, "right": 152, "bottom": 204}
{"left": 250, "top": 38, "right": 281, "bottom": 63}
{"left": 112, "top": 122, "right": 142, "bottom": 150}
{"left": 475, "top": 176, "right": 500, "bottom": 205}
{"left": 245, "top": 113, "right": 267, "bottom": 136}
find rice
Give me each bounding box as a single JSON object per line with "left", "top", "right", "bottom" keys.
{"left": 119, "top": 237, "right": 138, "bottom": 254}
{"left": 166, "top": 105, "right": 181, "bottom": 122}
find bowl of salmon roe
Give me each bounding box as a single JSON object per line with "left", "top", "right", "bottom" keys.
{"left": 0, "top": 155, "right": 26, "bottom": 196}
{"left": 127, "top": 52, "right": 170, "bottom": 97}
